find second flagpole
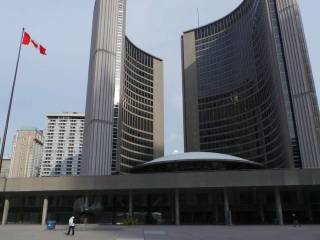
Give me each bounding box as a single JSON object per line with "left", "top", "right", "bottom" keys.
{"left": 0, "top": 28, "right": 25, "bottom": 173}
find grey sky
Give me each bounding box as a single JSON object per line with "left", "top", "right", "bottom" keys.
{"left": 0, "top": 0, "right": 319, "bottom": 157}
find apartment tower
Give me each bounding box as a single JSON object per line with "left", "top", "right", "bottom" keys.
{"left": 40, "top": 113, "right": 84, "bottom": 177}
{"left": 9, "top": 129, "right": 43, "bottom": 178}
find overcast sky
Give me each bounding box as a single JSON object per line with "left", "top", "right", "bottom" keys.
{"left": 0, "top": 0, "right": 319, "bottom": 157}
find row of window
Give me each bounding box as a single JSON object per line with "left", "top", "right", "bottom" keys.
{"left": 126, "top": 38, "right": 154, "bottom": 67}
{"left": 194, "top": 0, "right": 254, "bottom": 40}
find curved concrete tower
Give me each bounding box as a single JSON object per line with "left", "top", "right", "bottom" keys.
{"left": 82, "top": 0, "right": 126, "bottom": 176}
{"left": 118, "top": 37, "right": 164, "bottom": 173}
{"left": 182, "top": 0, "right": 320, "bottom": 169}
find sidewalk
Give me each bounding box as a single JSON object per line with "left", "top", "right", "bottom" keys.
{"left": 0, "top": 225, "right": 319, "bottom": 240}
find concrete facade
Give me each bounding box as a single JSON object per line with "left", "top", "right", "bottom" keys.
{"left": 153, "top": 56, "right": 164, "bottom": 161}
{"left": 82, "top": 0, "right": 127, "bottom": 176}
{"left": 9, "top": 129, "right": 43, "bottom": 178}
{"left": 275, "top": 0, "right": 320, "bottom": 168}
{"left": 2, "top": 169, "right": 320, "bottom": 192}
{"left": 181, "top": 31, "right": 199, "bottom": 153}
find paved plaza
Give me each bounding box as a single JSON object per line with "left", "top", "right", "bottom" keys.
{"left": 0, "top": 225, "right": 319, "bottom": 240}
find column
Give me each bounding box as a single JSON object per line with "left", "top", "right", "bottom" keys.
{"left": 305, "top": 190, "right": 313, "bottom": 224}
{"left": 83, "top": 195, "right": 89, "bottom": 224}
{"left": 214, "top": 205, "right": 219, "bottom": 224}
{"left": 175, "top": 189, "right": 180, "bottom": 225}
{"left": 224, "top": 188, "right": 232, "bottom": 225}
{"left": 259, "top": 205, "right": 265, "bottom": 224}
{"left": 41, "top": 198, "right": 48, "bottom": 225}
{"left": 129, "top": 191, "right": 133, "bottom": 218}
{"left": 274, "top": 187, "right": 283, "bottom": 225}
{"left": 85, "top": 195, "right": 89, "bottom": 209}
{"left": 1, "top": 199, "right": 9, "bottom": 225}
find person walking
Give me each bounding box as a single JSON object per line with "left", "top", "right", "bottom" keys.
{"left": 66, "top": 216, "right": 75, "bottom": 236}
{"left": 292, "top": 213, "right": 300, "bottom": 227}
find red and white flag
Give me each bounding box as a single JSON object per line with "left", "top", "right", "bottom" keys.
{"left": 22, "top": 32, "right": 47, "bottom": 55}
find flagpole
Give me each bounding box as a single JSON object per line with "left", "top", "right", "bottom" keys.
{"left": 197, "top": 8, "right": 200, "bottom": 27}
{"left": 0, "top": 28, "right": 25, "bottom": 174}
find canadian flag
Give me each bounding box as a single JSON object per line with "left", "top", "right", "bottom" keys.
{"left": 22, "top": 32, "right": 47, "bottom": 55}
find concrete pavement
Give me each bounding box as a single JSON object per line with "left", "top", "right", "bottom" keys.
{"left": 0, "top": 225, "right": 319, "bottom": 240}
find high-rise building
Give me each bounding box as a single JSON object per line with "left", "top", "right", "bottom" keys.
{"left": 182, "top": 0, "right": 320, "bottom": 168}
{"left": 9, "top": 129, "right": 43, "bottom": 178}
{"left": 40, "top": 113, "right": 84, "bottom": 177}
{"left": 0, "top": 157, "right": 11, "bottom": 178}
{"left": 82, "top": 0, "right": 164, "bottom": 175}
{"left": 118, "top": 37, "right": 164, "bottom": 173}
{"left": 82, "top": 0, "right": 127, "bottom": 176}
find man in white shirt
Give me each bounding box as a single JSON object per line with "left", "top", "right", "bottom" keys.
{"left": 66, "top": 216, "right": 75, "bottom": 235}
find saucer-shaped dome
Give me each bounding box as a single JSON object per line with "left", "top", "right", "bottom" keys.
{"left": 131, "top": 152, "right": 263, "bottom": 173}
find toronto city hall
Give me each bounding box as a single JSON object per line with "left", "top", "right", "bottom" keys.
{"left": 1, "top": 0, "right": 320, "bottom": 226}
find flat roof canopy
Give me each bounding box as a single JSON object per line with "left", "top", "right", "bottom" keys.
{"left": 1, "top": 169, "right": 320, "bottom": 193}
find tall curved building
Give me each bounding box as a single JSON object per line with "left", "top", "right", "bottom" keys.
{"left": 118, "top": 37, "right": 164, "bottom": 173}
{"left": 82, "top": 0, "right": 164, "bottom": 175}
{"left": 82, "top": 0, "right": 127, "bottom": 176}
{"left": 182, "top": 0, "right": 320, "bottom": 168}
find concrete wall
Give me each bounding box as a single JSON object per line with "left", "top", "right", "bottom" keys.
{"left": 1, "top": 169, "right": 320, "bottom": 193}
{"left": 82, "top": 0, "right": 127, "bottom": 176}
{"left": 276, "top": 0, "right": 320, "bottom": 168}
{"left": 181, "top": 31, "right": 200, "bottom": 152}
{"left": 153, "top": 58, "right": 164, "bottom": 159}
